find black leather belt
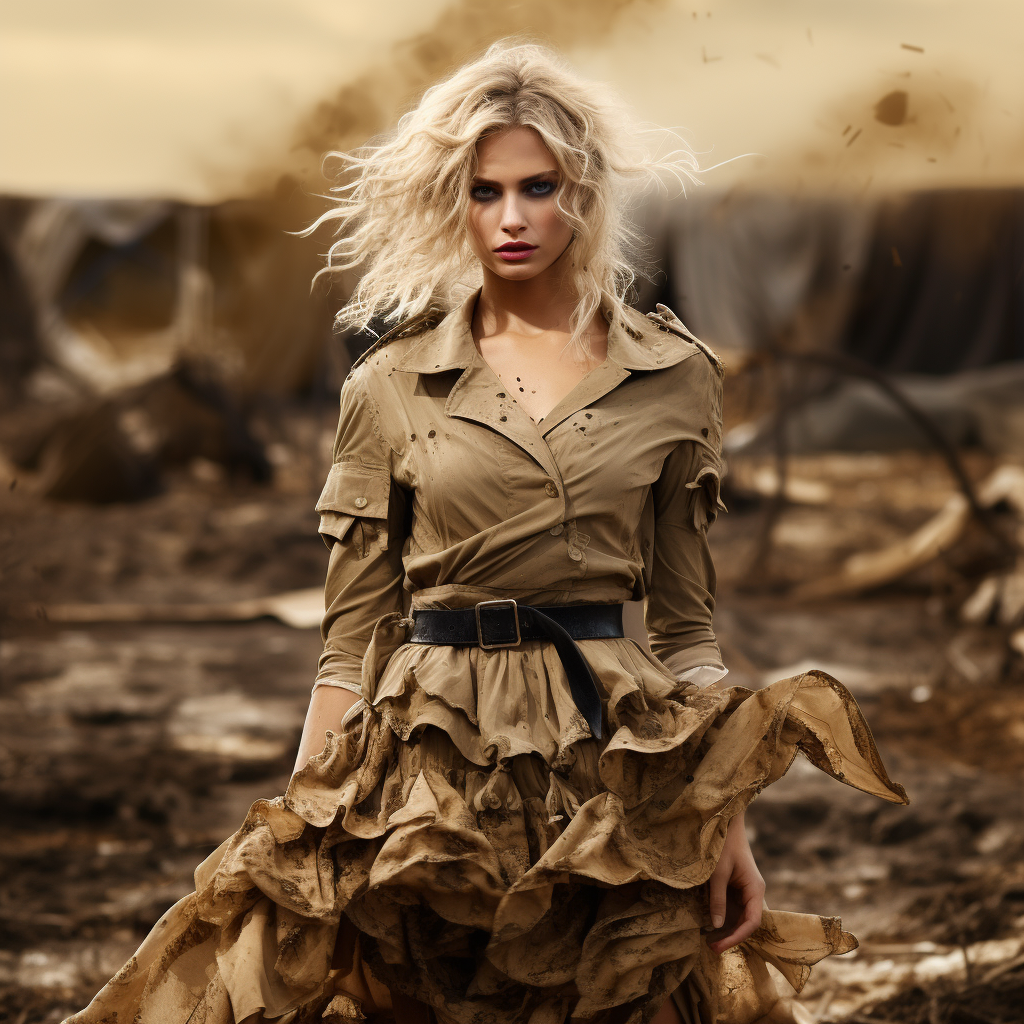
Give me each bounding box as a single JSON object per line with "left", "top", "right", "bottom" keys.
{"left": 408, "top": 600, "right": 623, "bottom": 740}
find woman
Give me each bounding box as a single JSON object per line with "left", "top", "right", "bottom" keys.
{"left": 67, "top": 42, "right": 906, "bottom": 1024}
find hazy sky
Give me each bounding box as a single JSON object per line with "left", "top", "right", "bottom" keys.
{"left": 1, "top": 0, "right": 1021, "bottom": 200}
{"left": 573, "top": 0, "right": 1024, "bottom": 192}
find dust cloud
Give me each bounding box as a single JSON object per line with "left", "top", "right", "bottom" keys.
{"left": 873, "top": 90, "right": 908, "bottom": 127}
{"left": 250, "top": 0, "right": 660, "bottom": 199}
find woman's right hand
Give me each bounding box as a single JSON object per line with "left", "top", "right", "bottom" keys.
{"left": 292, "top": 685, "right": 363, "bottom": 775}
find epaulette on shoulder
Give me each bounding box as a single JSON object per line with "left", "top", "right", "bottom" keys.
{"left": 349, "top": 307, "right": 446, "bottom": 373}
{"left": 645, "top": 303, "right": 724, "bottom": 375}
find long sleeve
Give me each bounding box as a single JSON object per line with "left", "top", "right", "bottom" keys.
{"left": 645, "top": 437, "right": 727, "bottom": 680}
{"left": 312, "top": 372, "right": 407, "bottom": 695}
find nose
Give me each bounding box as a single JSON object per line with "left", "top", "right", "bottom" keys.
{"left": 499, "top": 192, "right": 527, "bottom": 235}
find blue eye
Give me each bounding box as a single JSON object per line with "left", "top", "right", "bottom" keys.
{"left": 470, "top": 185, "right": 498, "bottom": 202}
{"left": 526, "top": 181, "right": 555, "bottom": 196}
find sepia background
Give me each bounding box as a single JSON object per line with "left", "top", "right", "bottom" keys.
{"left": 1, "top": 1, "right": 1023, "bottom": 1021}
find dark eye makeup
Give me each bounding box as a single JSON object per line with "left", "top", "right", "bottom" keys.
{"left": 469, "top": 179, "right": 558, "bottom": 202}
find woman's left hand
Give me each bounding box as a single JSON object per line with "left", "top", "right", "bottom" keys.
{"left": 706, "top": 811, "right": 766, "bottom": 954}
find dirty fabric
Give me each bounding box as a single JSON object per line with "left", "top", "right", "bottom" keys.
{"left": 66, "top": 294, "right": 907, "bottom": 1024}
{"left": 313, "top": 291, "right": 730, "bottom": 692}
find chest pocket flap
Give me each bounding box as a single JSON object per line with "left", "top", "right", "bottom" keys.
{"left": 315, "top": 460, "right": 391, "bottom": 554}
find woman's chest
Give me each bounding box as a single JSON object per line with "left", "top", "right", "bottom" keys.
{"left": 474, "top": 333, "right": 608, "bottom": 425}
{"left": 388, "top": 377, "right": 682, "bottom": 539}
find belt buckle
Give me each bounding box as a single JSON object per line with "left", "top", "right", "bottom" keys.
{"left": 475, "top": 599, "right": 521, "bottom": 649}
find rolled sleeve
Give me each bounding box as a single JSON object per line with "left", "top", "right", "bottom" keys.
{"left": 645, "top": 438, "right": 727, "bottom": 678}
{"left": 313, "top": 372, "right": 407, "bottom": 694}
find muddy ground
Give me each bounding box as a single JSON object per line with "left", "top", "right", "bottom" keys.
{"left": 1, "top": 403, "right": 1022, "bottom": 1024}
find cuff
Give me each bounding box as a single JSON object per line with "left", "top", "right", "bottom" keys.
{"left": 660, "top": 642, "right": 726, "bottom": 680}
{"left": 674, "top": 663, "right": 729, "bottom": 688}
{"left": 310, "top": 678, "right": 362, "bottom": 696}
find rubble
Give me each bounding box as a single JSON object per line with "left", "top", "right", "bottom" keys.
{"left": 1, "top": 432, "right": 1022, "bottom": 1024}
{"left": 0, "top": 360, "right": 272, "bottom": 503}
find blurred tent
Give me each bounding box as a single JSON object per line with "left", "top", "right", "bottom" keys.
{"left": 840, "top": 190, "right": 1024, "bottom": 373}
{"left": 3, "top": 192, "right": 333, "bottom": 396}
{"left": 644, "top": 187, "right": 1024, "bottom": 371}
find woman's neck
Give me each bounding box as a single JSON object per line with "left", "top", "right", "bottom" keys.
{"left": 475, "top": 262, "right": 580, "bottom": 338}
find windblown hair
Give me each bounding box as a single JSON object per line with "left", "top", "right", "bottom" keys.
{"left": 307, "top": 40, "right": 701, "bottom": 356}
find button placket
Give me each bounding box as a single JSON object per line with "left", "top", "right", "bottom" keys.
{"left": 564, "top": 520, "right": 589, "bottom": 571}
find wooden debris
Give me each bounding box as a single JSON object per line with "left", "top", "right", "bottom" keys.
{"left": 13, "top": 587, "right": 324, "bottom": 629}
{"left": 792, "top": 493, "right": 970, "bottom": 600}
{"left": 960, "top": 465, "right": 1024, "bottom": 627}
{"left": 1009, "top": 629, "right": 1024, "bottom": 658}
{"left": 730, "top": 463, "right": 833, "bottom": 505}
{"left": 792, "top": 464, "right": 1024, "bottom": 602}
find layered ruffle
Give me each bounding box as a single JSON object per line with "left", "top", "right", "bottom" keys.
{"left": 66, "top": 629, "right": 906, "bottom": 1024}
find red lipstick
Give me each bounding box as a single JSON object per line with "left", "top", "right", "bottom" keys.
{"left": 494, "top": 241, "right": 538, "bottom": 262}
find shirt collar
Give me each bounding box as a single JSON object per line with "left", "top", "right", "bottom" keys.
{"left": 395, "top": 292, "right": 479, "bottom": 373}
{"left": 394, "top": 289, "right": 695, "bottom": 375}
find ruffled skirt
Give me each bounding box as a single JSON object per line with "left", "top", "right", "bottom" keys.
{"left": 66, "top": 613, "right": 907, "bottom": 1024}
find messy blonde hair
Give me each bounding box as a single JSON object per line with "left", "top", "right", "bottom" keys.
{"left": 308, "top": 40, "right": 701, "bottom": 356}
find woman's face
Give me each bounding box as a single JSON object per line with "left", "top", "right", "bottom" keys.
{"left": 466, "top": 126, "right": 575, "bottom": 281}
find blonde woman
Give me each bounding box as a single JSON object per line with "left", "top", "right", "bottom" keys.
{"left": 67, "top": 42, "right": 906, "bottom": 1024}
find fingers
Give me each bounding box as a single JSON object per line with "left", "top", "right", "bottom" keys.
{"left": 708, "top": 878, "right": 765, "bottom": 954}
{"left": 707, "top": 864, "right": 729, "bottom": 931}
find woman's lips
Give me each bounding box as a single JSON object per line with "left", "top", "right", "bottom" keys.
{"left": 495, "top": 244, "right": 538, "bottom": 262}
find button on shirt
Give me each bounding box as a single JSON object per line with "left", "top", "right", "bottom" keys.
{"left": 313, "top": 291, "right": 727, "bottom": 694}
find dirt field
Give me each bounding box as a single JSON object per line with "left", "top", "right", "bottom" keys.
{"left": 1, "top": 404, "right": 1022, "bottom": 1024}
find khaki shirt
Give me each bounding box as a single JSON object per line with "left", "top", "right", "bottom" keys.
{"left": 314, "top": 292, "right": 726, "bottom": 695}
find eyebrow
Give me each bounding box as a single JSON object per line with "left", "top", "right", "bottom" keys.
{"left": 472, "top": 170, "right": 559, "bottom": 186}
